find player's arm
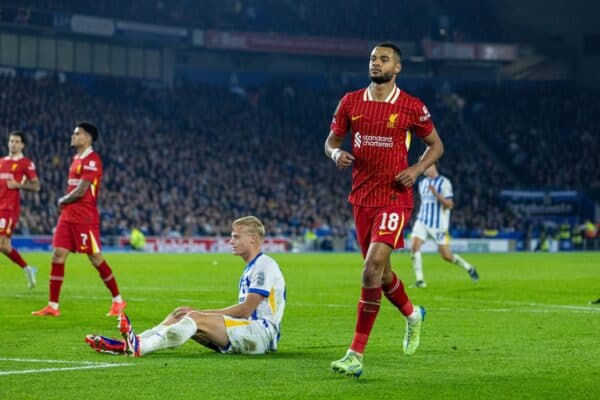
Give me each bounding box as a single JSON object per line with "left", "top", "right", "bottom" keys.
{"left": 428, "top": 184, "right": 454, "bottom": 209}
{"left": 201, "top": 293, "right": 264, "bottom": 319}
{"left": 396, "top": 128, "right": 444, "bottom": 187}
{"left": 58, "top": 179, "right": 91, "bottom": 206}
{"left": 325, "top": 96, "right": 354, "bottom": 169}
{"left": 7, "top": 177, "right": 40, "bottom": 192}
{"left": 325, "top": 131, "right": 354, "bottom": 169}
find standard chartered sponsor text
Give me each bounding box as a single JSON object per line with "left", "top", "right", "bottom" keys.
{"left": 363, "top": 135, "right": 393, "bottom": 148}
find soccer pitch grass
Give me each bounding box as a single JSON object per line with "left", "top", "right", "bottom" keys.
{"left": 1, "top": 252, "right": 599, "bottom": 399}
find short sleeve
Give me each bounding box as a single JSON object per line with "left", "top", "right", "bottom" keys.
{"left": 24, "top": 160, "right": 38, "bottom": 180}
{"left": 329, "top": 93, "right": 351, "bottom": 137}
{"left": 411, "top": 98, "right": 435, "bottom": 138}
{"left": 248, "top": 260, "right": 275, "bottom": 298}
{"left": 441, "top": 178, "right": 453, "bottom": 199}
{"left": 80, "top": 154, "right": 102, "bottom": 183}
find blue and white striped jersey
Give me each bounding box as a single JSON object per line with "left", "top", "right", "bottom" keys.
{"left": 415, "top": 175, "right": 453, "bottom": 231}
{"left": 238, "top": 252, "right": 286, "bottom": 334}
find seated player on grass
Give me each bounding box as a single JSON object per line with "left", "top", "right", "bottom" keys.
{"left": 85, "top": 216, "right": 286, "bottom": 356}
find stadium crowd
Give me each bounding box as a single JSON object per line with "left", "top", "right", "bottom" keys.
{"left": 465, "top": 84, "right": 600, "bottom": 199}
{"left": 1, "top": 73, "right": 598, "bottom": 243}
{"left": 1, "top": 74, "right": 356, "bottom": 239}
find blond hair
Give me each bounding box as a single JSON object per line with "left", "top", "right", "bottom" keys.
{"left": 232, "top": 216, "right": 265, "bottom": 239}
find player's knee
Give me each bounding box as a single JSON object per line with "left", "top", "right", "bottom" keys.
{"left": 411, "top": 241, "right": 422, "bottom": 254}
{"left": 88, "top": 252, "right": 104, "bottom": 266}
{"left": 0, "top": 240, "right": 9, "bottom": 254}
{"left": 52, "top": 249, "right": 67, "bottom": 263}
{"left": 185, "top": 311, "right": 209, "bottom": 332}
{"left": 440, "top": 252, "right": 453, "bottom": 262}
{"left": 362, "top": 260, "right": 385, "bottom": 285}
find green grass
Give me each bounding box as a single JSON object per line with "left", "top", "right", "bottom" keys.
{"left": 1, "top": 252, "right": 599, "bottom": 399}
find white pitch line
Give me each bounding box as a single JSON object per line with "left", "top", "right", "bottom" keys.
{"left": 0, "top": 364, "right": 132, "bottom": 376}
{"left": 0, "top": 358, "right": 132, "bottom": 376}
{"left": 429, "top": 296, "right": 600, "bottom": 312}
{"left": 294, "top": 300, "right": 600, "bottom": 314}
{"left": 0, "top": 358, "right": 100, "bottom": 364}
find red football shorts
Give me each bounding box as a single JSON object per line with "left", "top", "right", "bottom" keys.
{"left": 53, "top": 220, "right": 102, "bottom": 254}
{"left": 353, "top": 204, "right": 413, "bottom": 258}
{"left": 0, "top": 210, "right": 17, "bottom": 237}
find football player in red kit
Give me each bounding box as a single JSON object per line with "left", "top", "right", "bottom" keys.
{"left": 0, "top": 131, "right": 40, "bottom": 288}
{"left": 33, "top": 122, "right": 126, "bottom": 317}
{"left": 325, "top": 43, "right": 444, "bottom": 377}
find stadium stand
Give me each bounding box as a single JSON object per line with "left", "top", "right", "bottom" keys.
{"left": 0, "top": 0, "right": 504, "bottom": 41}
{"left": 5, "top": 73, "right": 596, "bottom": 242}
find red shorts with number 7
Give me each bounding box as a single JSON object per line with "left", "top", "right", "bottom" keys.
{"left": 53, "top": 219, "right": 102, "bottom": 254}
{"left": 353, "top": 205, "right": 412, "bottom": 258}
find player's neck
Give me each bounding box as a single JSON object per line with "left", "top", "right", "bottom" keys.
{"left": 241, "top": 249, "right": 261, "bottom": 264}
{"left": 369, "top": 81, "right": 397, "bottom": 102}
{"left": 75, "top": 145, "right": 92, "bottom": 156}
{"left": 8, "top": 152, "right": 23, "bottom": 159}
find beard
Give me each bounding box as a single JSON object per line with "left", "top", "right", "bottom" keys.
{"left": 369, "top": 71, "right": 394, "bottom": 84}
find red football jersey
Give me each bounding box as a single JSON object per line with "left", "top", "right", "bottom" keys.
{"left": 58, "top": 148, "right": 102, "bottom": 225}
{"left": 330, "top": 85, "right": 435, "bottom": 207}
{"left": 0, "top": 155, "right": 38, "bottom": 215}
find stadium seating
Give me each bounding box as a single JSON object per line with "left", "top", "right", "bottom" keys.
{"left": 1, "top": 74, "right": 597, "bottom": 241}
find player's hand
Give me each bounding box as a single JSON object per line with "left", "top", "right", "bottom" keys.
{"left": 57, "top": 197, "right": 66, "bottom": 207}
{"left": 395, "top": 165, "right": 420, "bottom": 187}
{"left": 428, "top": 184, "right": 438, "bottom": 195}
{"left": 331, "top": 149, "right": 355, "bottom": 169}
{"left": 173, "top": 306, "right": 194, "bottom": 319}
{"left": 6, "top": 178, "right": 20, "bottom": 189}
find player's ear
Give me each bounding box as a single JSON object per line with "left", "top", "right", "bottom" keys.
{"left": 395, "top": 61, "right": 402, "bottom": 74}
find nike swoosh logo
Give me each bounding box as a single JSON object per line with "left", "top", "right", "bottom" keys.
{"left": 351, "top": 115, "right": 363, "bottom": 121}
{"left": 378, "top": 231, "right": 394, "bottom": 236}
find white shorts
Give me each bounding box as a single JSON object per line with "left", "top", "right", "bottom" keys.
{"left": 412, "top": 221, "right": 450, "bottom": 246}
{"left": 219, "top": 316, "right": 278, "bottom": 354}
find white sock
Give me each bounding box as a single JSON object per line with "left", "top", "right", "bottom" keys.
{"left": 412, "top": 251, "right": 424, "bottom": 282}
{"left": 140, "top": 316, "right": 197, "bottom": 355}
{"left": 48, "top": 302, "right": 59, "bottom": 310}
{"left": 407, "top": 307, "right": 421, "bottom": 323}
{"left": 112, "top": 295, "right": 123, "bottom": 303}
{"left": 452, "top": 254, "right": 471, "bottom": 271}
{"left": 140, "top": 324, "right": 167, "bottom": 340}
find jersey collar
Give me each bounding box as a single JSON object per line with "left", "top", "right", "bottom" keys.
{"left": 244, "top": 252, "right": 263, "bottom": 272}
{"left": 6, "top": 154, "right": 24, "bottom": 161}
{"left": 75, "top": 146, "right": 93, "bottom": 159}
{"left": 364, "top": 84, "right": 401, "bottom": 104}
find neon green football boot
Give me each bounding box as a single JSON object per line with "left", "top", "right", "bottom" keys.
{"left": 331, "top": 349, "right": 363, "bottom": 378}
{"left": 403, "top": 305, "right": 426, "bottom": 356}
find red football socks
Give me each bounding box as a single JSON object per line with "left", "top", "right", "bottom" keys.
{"left": 96, "top": 260, "right": 120, "bottom": 297}
{"left": 382, "top": 272, "right": 414, "bottom": 317}
{"left": 350, "top": 287, "right": 382, "bottom": 354}
{"left": 7, "top": 248, "right": 27, "bottom": 268}
{"left": 49, "top": 262, "right": 65, "bottom": 303}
